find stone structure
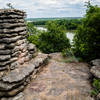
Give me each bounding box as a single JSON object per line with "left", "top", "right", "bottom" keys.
{"left": 0, "top": 9, "right": 48, "bottom": 97}
{"left": 90, "top": 59, "right": 100, "bottom": 79}
{"left": 90, "top": 59, "right": 100, "bottom": 100}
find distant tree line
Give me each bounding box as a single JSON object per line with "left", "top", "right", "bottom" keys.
{"left": 31, "top": 19, "right": 82, "bottom": 30}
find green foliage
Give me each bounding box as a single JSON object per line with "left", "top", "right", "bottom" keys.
{"left": 32, "top": 21, "right": 47, "bottom": 26}
{"left": 27, "top": 22, "right": 40, "bottom": 46}
{"left": 56, "top": 19, "right": 82, "bottom": 30}
{"left": 91, "top": 79, "right": 100, "bottom": 97}
{"left": 27, "top": 34, "right": 39, "bottom": 46}
{"left": 27, "top": 21, "right": 70, "bottom": 54}
{"left": 38, "top": 21, "right": 70, "bottom": 53}
{"left": 27, "top": 22, "right": 38, "bottom": 35}
{"left": 62, "top": 56, "right": 78, "bottom": 63}
{"left": 27, "top": 18, "right": 82, "bottom": 31}
{"left": 73, "top": 3, "right": 100, "bottom": 61}
{"left": 61, "top": 49, "right": 67, "bottom": 57}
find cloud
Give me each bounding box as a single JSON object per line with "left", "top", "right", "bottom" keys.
{"left": 0, "top": 0, "right": 100, "bottom": 18}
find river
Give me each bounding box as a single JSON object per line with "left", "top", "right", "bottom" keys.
{"left": 36, "top": 26, "right": 74, "bottom": 44}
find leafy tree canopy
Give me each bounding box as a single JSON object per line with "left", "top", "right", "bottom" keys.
{"left": 73, "top": 2, "right": 100, "bottom": 61}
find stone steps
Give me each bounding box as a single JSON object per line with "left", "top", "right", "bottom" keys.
{"left": 0, "top": 53, "right": 49, "bottom": 97}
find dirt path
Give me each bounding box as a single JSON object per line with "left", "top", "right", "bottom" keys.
{"left": 23, "top": 53, "right": 93, "bottom": 100}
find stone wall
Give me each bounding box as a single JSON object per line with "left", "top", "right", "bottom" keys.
{"left": 0, "top": 9, "right": 36, "bottom": 71}
{"left": 0, "top": 9, "right": 48, "bottom": 97}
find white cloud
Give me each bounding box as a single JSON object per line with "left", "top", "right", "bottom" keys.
{"left": 0, "top": 0, "right": 100, "bottom": 18}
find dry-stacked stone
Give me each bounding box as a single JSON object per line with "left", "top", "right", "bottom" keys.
{"left": 0, "top": 9, "right": 36, "bottom": 71}
{"left": 0, "top": 9, "right": 49, "bottom": 97}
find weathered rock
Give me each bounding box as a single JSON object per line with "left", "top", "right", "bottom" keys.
{"left": 10, "top": 61, "right": 19, "bottom": 70}
{"left": 18, "top": 31, "right": 27, "bottom": 35}
{"left": 10, "top": 57, "right": 18, "bottom": 63}
{"left": 97, "top": 93, "right": 100, "bottom": 100}
{"left": 24, "top": 56, "right": 30, "bottom": 62}
{"left": 0, "top": 27, "right": 26, "bottom": 34}
{"left": 1, "top": 92, "right": 24, "bottom": 100}
{"left": 0, "top": 81, "right": 21, "bottom": 91}
{"left": 2, "top": 64, "right": 35, "bottom": 83}
{"left": 90, "top": 66, "right": 100, "bottom": 78}
{"left": 0, "top": 36, "right": 22, "bottom": 43}
{"left": 19, "top": 43, "right": 28, "bottom": 51}
{"left": 0, "top": 55, "right": 11, "bottom": 61}
{"left": 11, "top": 51, "right": 21, "bottom": 57}
{"left": 12, "top": 46, "right": 20, "bottom": 54}
{"left": 0, "top": 44, "right": 5, "bottom": 50}
{"left": 5, "top": 43, "right": 15, "bottom": 49}
{"left": 0, "top": 53, "right": 48, "bottom": 97}
{"left": 19, "top": 52, "right": 28, "bottom": 58}
{"left": 22, "top": 48, "right": 27, "bottom": 53}
{"left": 0, "top": 19, "right": 25, "bottom": 23}
{"left": 0, "top": 9, "right": 25, "bottom": 16}
{"left": 0, "top": 33, "right": 18, "bottom": 38}
{"left": 0, "top": 14, "right": 24, "bottom": 19}
{"left": 0, "top": 66, "right": 8, "bottom": 71}
{"left": 0, "top": 9, "right": 49, "bottom": 98}
{"left": 16, "top": 39, "right": 26, "bottom": 46}
{"left": 0, "top": 85, "right": 24, "bottom": 97}
{"left": 0, "top": 50, "right": 11, "bottom": 55}
{"left": 28, "top": 43, "right": 36, "bottom": 51}
{"left": 91, "top": 59, "right": 100, "bottom": 66}
{"left": 0, "top": 60, "right": 11, "bottom": 66}
{"left": 0, "top": 23, "right": 26, "bottom": 29}
{"left": 30, "top": 51, "right": 36, "bottom": 54}
{"left": 18, "top": 58, "right": 25, "bottom": 65}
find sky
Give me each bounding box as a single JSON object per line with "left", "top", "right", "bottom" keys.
{"left": 0, "top": 0, "right": 100, "bottom": 18}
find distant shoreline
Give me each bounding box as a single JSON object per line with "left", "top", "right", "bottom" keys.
{"left": 26, "top": 17, "right": 82, "bottom": 22}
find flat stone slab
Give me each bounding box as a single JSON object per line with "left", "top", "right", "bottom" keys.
{"left": 90, "top": 66, "right": 100, "bottom": 78}
{"left": 2, "top": 64, "right": 35, "bottom": 83}
{"left": 0, "top": 53, "right": 49, "bottom": 96}
{"left": 0, "top": 19, "right": 25, "bottom": 23}
{"left": 0, "top": 27, "right": 26, "bottom": 34}
{"left": 0, "top": 50, "right": 11, "bottom": 55}
{"left": 0, "top": 36, "right": 22, "bottom": 43}
{"left": 22, "top": 53, "right": 93, "bottom": 100}
{"left": 28, "top": 43, "right": 36, "bottom": 51}
{"left": 91, "top": 59, "right": 100, "bottom": 66}
{"left": 0, "top": 9, "right": 25, "bottom": 16}
{"left": 2, "top": 53, "right": 48, "bottom": 83}
{"left": 0, "top": 55, "right": 11, "bottom": 61}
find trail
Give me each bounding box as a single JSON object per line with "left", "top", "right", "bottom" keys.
{"left": 2, "top": 53, "right": 94, "bottom": 100}
{"left": 23, "top": 53, "right": 93, "bottom": 100}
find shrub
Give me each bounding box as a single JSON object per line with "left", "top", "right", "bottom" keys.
{"left": 91, "top": 79, "right": 100, "bottom": 97}
{"left": 38, "top": 21, "right": 70, "bottom": 53}
{"left": 27, "top": 22, "right": 40, "bottom": 47}
{"left": 73, "top": 2, "right": 100, "bottom": 61}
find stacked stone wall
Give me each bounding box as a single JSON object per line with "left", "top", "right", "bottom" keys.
{"left": 0, "top": 9, "right": 36, "bottom": 71}
{"left": 0, "top": 9, "right": 49, "bottom": 97}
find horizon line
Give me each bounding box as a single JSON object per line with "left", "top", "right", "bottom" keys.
{"left": 26, "top": 17, "right": 82, "bottom": 19}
